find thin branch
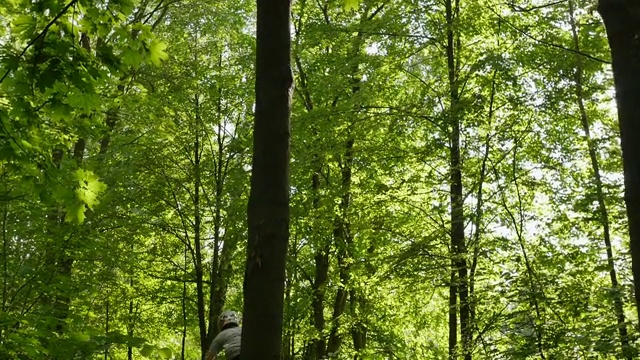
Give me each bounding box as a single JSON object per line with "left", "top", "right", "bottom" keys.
{"left": 490, "top": 8, "right": 611, "bottom": 64}
{"left": 0, "top": 0, "right": 79, "bottom": 85}
{"left": 507, "top": 0, "right": 568, "bottom": 12}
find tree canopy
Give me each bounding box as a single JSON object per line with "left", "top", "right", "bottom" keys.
{"left": 0, "top": 0, "right": 637, "bottom": 359}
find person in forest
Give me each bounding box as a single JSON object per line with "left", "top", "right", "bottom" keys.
{"left": 205, "top": 310, "right": 242, "bottom": 360}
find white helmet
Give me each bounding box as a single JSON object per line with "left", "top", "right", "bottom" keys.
{"left": 218, "top": 310, "right": 240, "bottom": 328}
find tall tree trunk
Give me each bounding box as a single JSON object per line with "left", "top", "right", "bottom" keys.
{"left": 326, "top": 21, "right": 367, "bottom": 356}
{"left": 182, "top": 244, "right": 188, "bottom": 360}
{"left": 326, "top": 136, "right": 354, "bottom": 355}
{"left": 311, "top": 242, "right": 329, "bottom": 359}
{"left": 597, "top": 0, "right": 640, "bottom": 325}
{"left": 501, "top": 142, "right": 546, "bottom": 360}
{"left": 295, "top": 50, "right": 330, "bottom": 360}
{"left": 445, "top": 0, "right": 470, "bottom": 357}
{"left": 310, "top": 162, "right": 329, "bottom": 360}
{"left": 192, "top": 94, "right": 208, "bottom": 359}
{"left": 1, "top": 205, "right": 8, "bottom": 342}
{"left": 469, "top": 68, "right": 495, "bottom": 341}
{"left": 240, "top": 0, "right": 293, "bottom": 357}
{"left": 207, "top": 83, "right": 229, "bottom": 347}
{"left": 42, "top": 148, "right": 64, "bottom": 348}
{"left": 128, "top": 258, "right": 134, "bottom": 360}
{"left": 568, "top": 2, "right": 632, "bottom": 357}
{"left": 350, "top": 277, "right": 370, "bottom": 360}
{"left": 48, "top": 138, "right": 85, "bottom": 343}
{"left": 104, "top": 300, "right": 109, "bottom": 360}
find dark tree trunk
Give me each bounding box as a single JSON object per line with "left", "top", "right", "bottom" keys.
{"left": 310, "top": 167, "right": 329, "bottom": 360}
{"left": 597, "top": 0, "right": 640, "bottom": 326}
{"left": 445, "top": 0, "right": 470, "bottom": 357}
{"left": 240, "top": 0, "right": 293, "bottom": 358}
{"left": 569, "top": 2, "right": 632, "bottom": 357}
{"left": 326, "top": 134, "right": 355, "bottom": 357}
{"left": 182, "top": 244, "right": 188, "bottom": 360}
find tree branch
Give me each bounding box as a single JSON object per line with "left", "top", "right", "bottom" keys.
{"left": 0, "top": 0, "right": 79, "bottom": 85}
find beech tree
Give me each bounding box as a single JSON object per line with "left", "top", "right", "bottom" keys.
{"left": 1, "top": 0, "right": 639, "bottom": 359}
{"left": 597, "top": 0, "right": 640, "bottom": 326}
{"left": 240, "top": 0, "right": 293, "bottom": 358}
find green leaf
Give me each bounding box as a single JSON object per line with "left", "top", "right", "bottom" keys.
{"left": 122, "top": 47, "right": 144, "bottom": 68}
{"left": 139, "top": 344, "right": 154, "bottom": 357}
{"left": 70, "top": 332, "right": 91, "bottom": 342}
{"left": 65, "top": 203, "right": 86, "bottom": 223}
{"left": 74, "top": 169, "right": 108, "bottom": 210}
{"left": 158, "top": 347, "right": 172, "bottom": 359}
{"left": 112, "top": 0, "right": 137, "bottom": 15}
{"left": 50, "top": 101, "right": 73, "bottom": 122}
{"left": 66, "top": 92, "right": 102, "bottom": 113}
{"left": 11, "top": 15, "right": 36, "bottom": 36}
{"left": 148, "top": 40, "right": 169, "bottom": 66}
{"left": 343, "top": 0, "right": 361, "bottom": 11}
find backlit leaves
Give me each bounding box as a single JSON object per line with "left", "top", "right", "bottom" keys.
{"left": 148, "top": 40, "right": 169, "bottom": 66}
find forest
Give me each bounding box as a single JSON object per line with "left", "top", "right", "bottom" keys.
{"left": 1, "top": 0, "right": 640, "bottom": 359}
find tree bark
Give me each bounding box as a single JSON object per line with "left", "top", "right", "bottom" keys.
{"left": 445, "top": 0, "right": 471, "bottom": 357}
{"left": 569, "top": 2, "right": 632, "bottom": 357}
{"left": 240, "top": 0, "right": 293, "bottom": 358}
{"left": 310, "top": 165, "right": 329, "bottom": 360}
{"left": 597, "top": 0, "right": 640, "bottom": 326}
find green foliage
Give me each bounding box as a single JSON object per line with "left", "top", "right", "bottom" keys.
{"left": 0, "top": 0, "right": 635, "bottom": 359}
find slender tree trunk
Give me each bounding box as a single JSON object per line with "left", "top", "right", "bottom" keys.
{"left": 501, "top": 143, "right": 546, "bottom": 360}
{"left": 1, "top": 205, "right": 8, "bottom": 342}
{"left": 326, "top": 25, "right": 366, "bottom": 357}
{"left": 326, "top": 131, "right": 357, "bottom": 357}
{"left": 182, "top": 244, "right": 188, "bottom": 360}
{"left": 568, "top": 3, "right": 632, "bottom": 357}
{"left": 207, "top": 83, "right": 233, "bottom": 347}
{"left": 49, "top": 139, "right": 85, "bottom": 341}
{"left": 350, "top": 288, "right": 368, "bottom": 360}
{"left": 310, "top": 164, "right": 329, "bottom": 360}
{"left": 128, "top": 271, "right": 134, "bottom": 360}
{"left": 311, "top": 244, "right": 329, "bottom": 359}
{"left": 2, "top": 206, "right": 7, "bottom": 313}
{"left": 104, "top": 300, "right": 109, "bottom": 360}
{"left": 100, "top": 108, "right": 118, "bottom": 155}
{"left": 449, "top": 267, "right": 457, "bottom": 360}
{"left": 240, "top": 0, "right": 293, "bottom": 357}
{"left": 192, "top": 94, "right": 208, "bottom": 359}
{"left": 445, "top": 0, "right": 470, "bottom": 357}
{"left": 597, "top": 0, "right": 640, "bottom": 326}
{"left": 295, "top": 50, "right": 329, "bottom": 360}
